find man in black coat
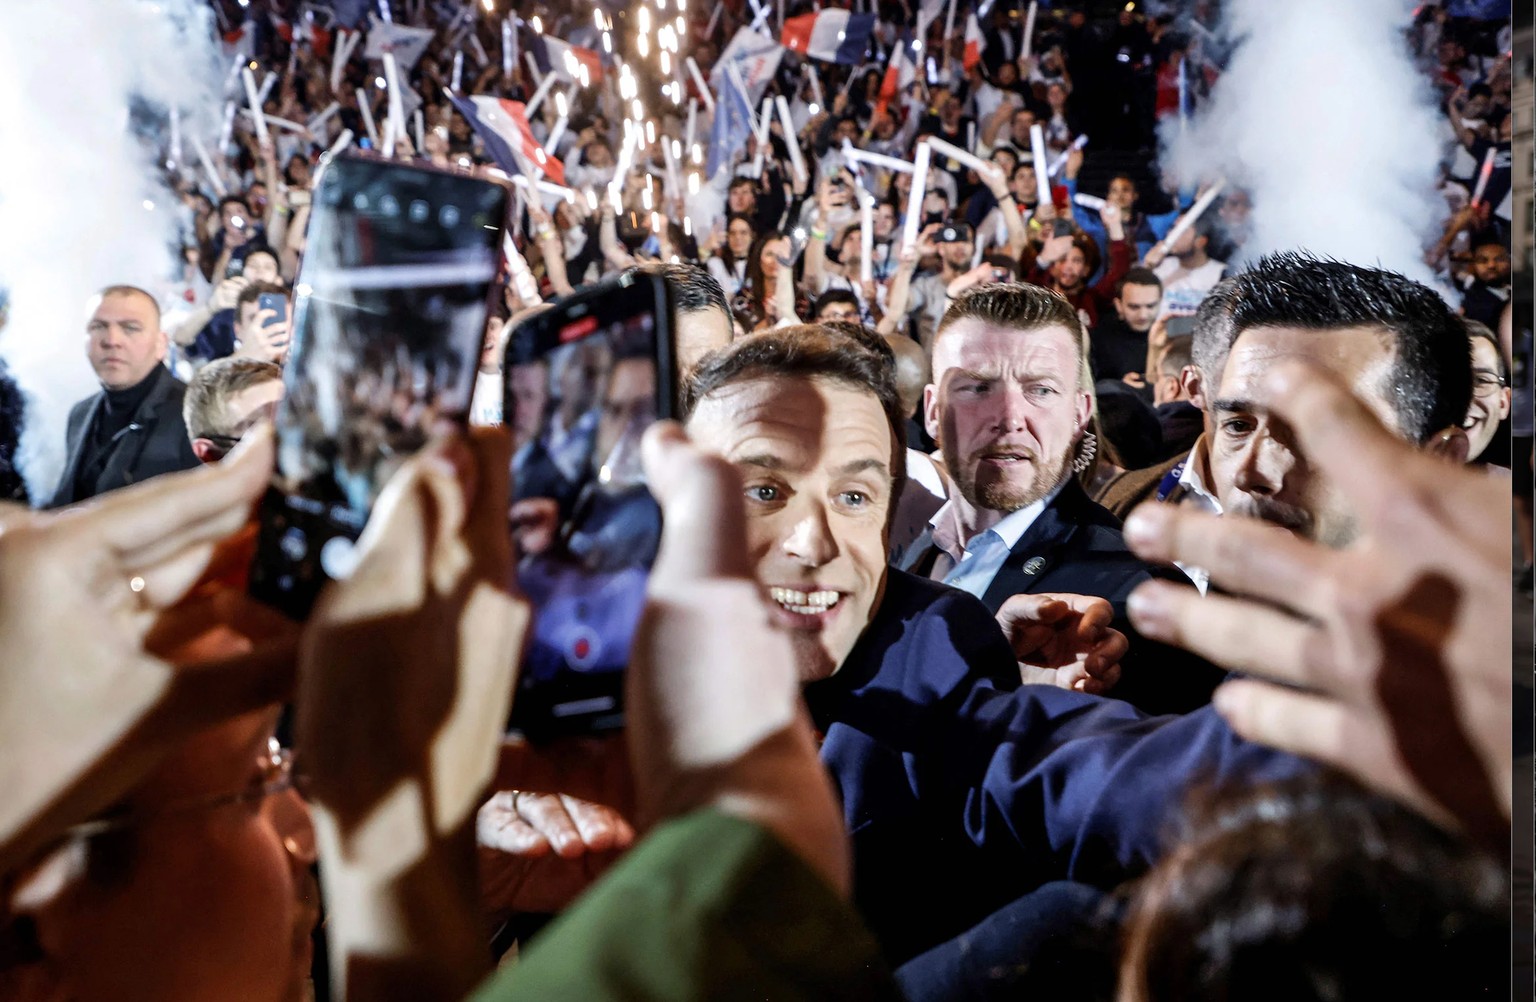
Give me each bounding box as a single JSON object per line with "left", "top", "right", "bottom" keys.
{"left": 48, "top": 286, "right": 200, "bottom": 508}
{"left": 898, "top": 282, "right": 1224, "bottom": 713}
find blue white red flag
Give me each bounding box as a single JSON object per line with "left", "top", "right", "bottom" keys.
{"left": 781, "top": 10, "right": 875, "bottom": 65}
{"left": 529, "top": 34, "right": 606, "bottom": 83}
{"left": 448, "top": 93, "right": 566, "bottom": 185}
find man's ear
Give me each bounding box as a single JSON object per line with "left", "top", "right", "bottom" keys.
{"left": 922, "top": 383, "right": 941, "bottom": 442}
{"left": 1424, "top": 425, "right": 1471, "bottom": 465}
{"left": 191, "top": 439, "right": 221, "bottom": 464}
{"left": 1180, "top": 365, "right": 1205, "bottom": 411}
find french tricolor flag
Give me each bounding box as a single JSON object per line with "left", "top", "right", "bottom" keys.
{"left": 963, "top": 12, "right": 987, "bottom": 71}
{"left": 530, "top": 35, "right": 605, "bottom": 83}
{"left": 781, "top": 10, "right": 876, "bottom": 65}
{"left": 448, "top": 93, "right": 566, "bottom": 186}
{"left": 876, "top": 42, "right": 916, "bottom": 118}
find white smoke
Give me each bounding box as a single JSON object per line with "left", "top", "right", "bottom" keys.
{"left": 1159, "top": 0, "right": 1446, "bottom": 287}
{"left": 0, "top": 0, "right": 225, "bottom": 500}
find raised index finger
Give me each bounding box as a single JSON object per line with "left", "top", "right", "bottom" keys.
{"left": 1255, "top": 360, "right": 1441, "bottom": 534}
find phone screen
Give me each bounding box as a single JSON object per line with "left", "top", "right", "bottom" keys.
{"left": 257, "top": 292, "right": 288, "bottom": 329}
{"left": 503, "top": 273, "right": 674, "bottom": 738}
{"left": 249, "top": 155, "right": 509, "bottom": 618}
{"left": 1164, "top": 314, "right": 1198, "bottom": 339}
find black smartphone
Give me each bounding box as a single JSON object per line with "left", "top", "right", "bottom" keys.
{"left": 257, "top": 291, "right": 288, "bottom": 328}
{"left": 1165, "top": 314, "right": 1198, "bottom": 339}
{"left": 503, "top": 272, "right": 675, "bottom": 739}
{"left": 1051, "top": 217, "right": 1077, "bottom": 238}
{"left": 249, "top": 155, "right": 510, "bottom": 619}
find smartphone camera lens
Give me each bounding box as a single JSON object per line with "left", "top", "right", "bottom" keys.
{"left": 280, "top": 527, "right": 307, "bottom": 562}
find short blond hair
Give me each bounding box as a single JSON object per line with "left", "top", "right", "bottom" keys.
{"left": 934, "top": 282, "right": 1094, "bottom": 392}
{"left": 184, "top": 357, "right": 282, "bottom": 439}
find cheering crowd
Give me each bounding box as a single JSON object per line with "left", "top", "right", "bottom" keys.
{"left": 0, "top": 0, "right": 1527, "bottom": 999}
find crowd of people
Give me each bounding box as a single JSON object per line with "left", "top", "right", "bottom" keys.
{"left": 0, "top": 0, "right": 1527, "bottom": 999}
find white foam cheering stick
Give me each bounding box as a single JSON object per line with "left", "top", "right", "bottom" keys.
{"left": 902, "top": 142, "right": 933, "bottom": 250}
{"left": 686, "top": 57, "right": 715, "bottom": 112}
{"left": 843, "top": 140, "right": 915, "bottom": 173}
{"left": 242, "top": 66, "right": 270, "bottom": 145}
{"left": 325, "top": 128, "right": 355, "bottom": 161}
{"left": 1028, "top": 123, "right": 1051, "bottom": 206}
{"left": 775, "top": 96, "right": 807, "bottom": 181}
{"left": 1157, "top": 179, "right": 1227, "bottom": 251}
{"left": 525, "top": 72, "right": 559, "bottom": 118}
{"left": 1470, "top": 146, "right": 1497, "bottom": 207}
{"left": 924, "top": 135, "right": 990, "bottom": 174}
{"left": 189, "top": 134, "right": 227, "bottom": 196}
{"left": 857, "top": 186, "right": 875, "bottom": 283}
{"left": 355, "top": 87, "right": 380, "bottom": 146}
{"left": 168, "top": 106, "right": 182, "bottom": 167}
{"left": 1022, "top": 0, "right": 1038, "bottom": 60}
{"left": 1046, "top": 133, "right": 1089, "bottom": 178}
{"left": 308, "top": 101, "right": 342, "bottom": 135}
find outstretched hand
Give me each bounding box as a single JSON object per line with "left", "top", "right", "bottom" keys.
{"left": 996, "top": 593, "right": 1126, "bottom": 694}
{"left": 1122, "top": 361, "right": 1510, "bottom": 851}
{"left": 0, "top": 427, "right": 296, "bottom": 871}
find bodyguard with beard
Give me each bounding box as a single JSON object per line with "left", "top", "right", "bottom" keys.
{"left": 898, "top": 283, "right": 1224, "bottom": 713}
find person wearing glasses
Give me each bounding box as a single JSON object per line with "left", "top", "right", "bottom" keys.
{"left": 1463, "top": 319, "right": 1511, "bottom": 466}
{"left": 183, "top": 358, "right": 285, "bottom": 465}
{"left": 2, "top": 709, "right": 319, "bottom": 1002}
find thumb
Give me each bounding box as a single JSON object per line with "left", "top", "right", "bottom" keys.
{"left": 642, "top": 422, "right": 751, "bottom": 591}
{"left": 997, "top": 593, "right": 1070, "bottom": 632}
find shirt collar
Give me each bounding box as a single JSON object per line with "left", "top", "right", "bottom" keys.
{"left": 1178, "top": 435, "right": 1224, "bottom": 514}
{"left": 928, "top": 482, "right": 1062, "bottom": 564}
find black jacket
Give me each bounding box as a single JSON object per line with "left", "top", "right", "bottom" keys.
{"left": 898, "top": 480, "right": 1225, "bottom": 714}
{"left": 48, "top": 365, "right": 200, "bottom": 508}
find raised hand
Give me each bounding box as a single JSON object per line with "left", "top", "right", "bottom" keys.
{"left": 995, "top": 593, "right": 1127, "bottom": 695}
{"left": 1122, "top": 361, "right": 1511, "bottom": 852}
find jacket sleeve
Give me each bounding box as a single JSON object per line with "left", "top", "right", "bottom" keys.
{"left": 473, "top": 810, "right": 902, "bottom": 1002}
{"left": 833, "top": 682, "right": 1310, "bottom": 889}
{"left": 1090, "top": 238, "right": 1133, "bottom": 303}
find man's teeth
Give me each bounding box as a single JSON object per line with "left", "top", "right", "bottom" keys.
{"left": 769, "top": 587, "right": 841, "bottom": 615}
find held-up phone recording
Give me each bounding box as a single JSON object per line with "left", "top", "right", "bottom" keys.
{"left": 1165, "top": 314, "right": 1198, "bottom": 339}
{"left": 257, "top": 291, "right": 288, "bottom": 329}
{"left": 249, "top": 155, "right": 510, "bottom": 619}
{"left": 503, "top": 273, "right": 675, "bottom": 739}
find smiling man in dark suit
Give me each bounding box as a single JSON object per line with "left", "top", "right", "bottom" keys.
{"left": 48, "top": 285, "right": 200, "bottom": 508}
{"left": 899, "top": 283, "right": 1224, "bottom": 713}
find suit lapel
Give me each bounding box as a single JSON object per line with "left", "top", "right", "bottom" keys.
{"left": 979, "top": 483, "right": 1088, "bottom": 610}
{"left": 51, "top": 396, "right": 103, "bottom": 506}
{"left": 95, "top": 368, "right": 172, "bottom": 493}
{"left": 894, "top": 526, "right": 937, "bottom": 574}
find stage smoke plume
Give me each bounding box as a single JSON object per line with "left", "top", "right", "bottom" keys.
{"left": 0, "top": 0, "right": 222, "bottom": 500}
{"left": 1160, "top": 0, "right": 1445, "bottom": 287}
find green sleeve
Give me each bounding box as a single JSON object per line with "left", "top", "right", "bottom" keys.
{"left": 471, "top": 809, "right": 902, "bottom": 1002}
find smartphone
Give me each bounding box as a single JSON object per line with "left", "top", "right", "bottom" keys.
{"left": 1051, "top": 218, "right": 1077, "bottom": 238}
{"left": 1165, "top": 314, "right": 1198, "bottom": 339}
{"left": 249, "top": 155, "right": 510, "bottom": 619}
{"left": 503, "top": 272, "right": 675, "bottom": 739}
{"left": 257, "top": 292, "right": 288, "bottom": 329}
